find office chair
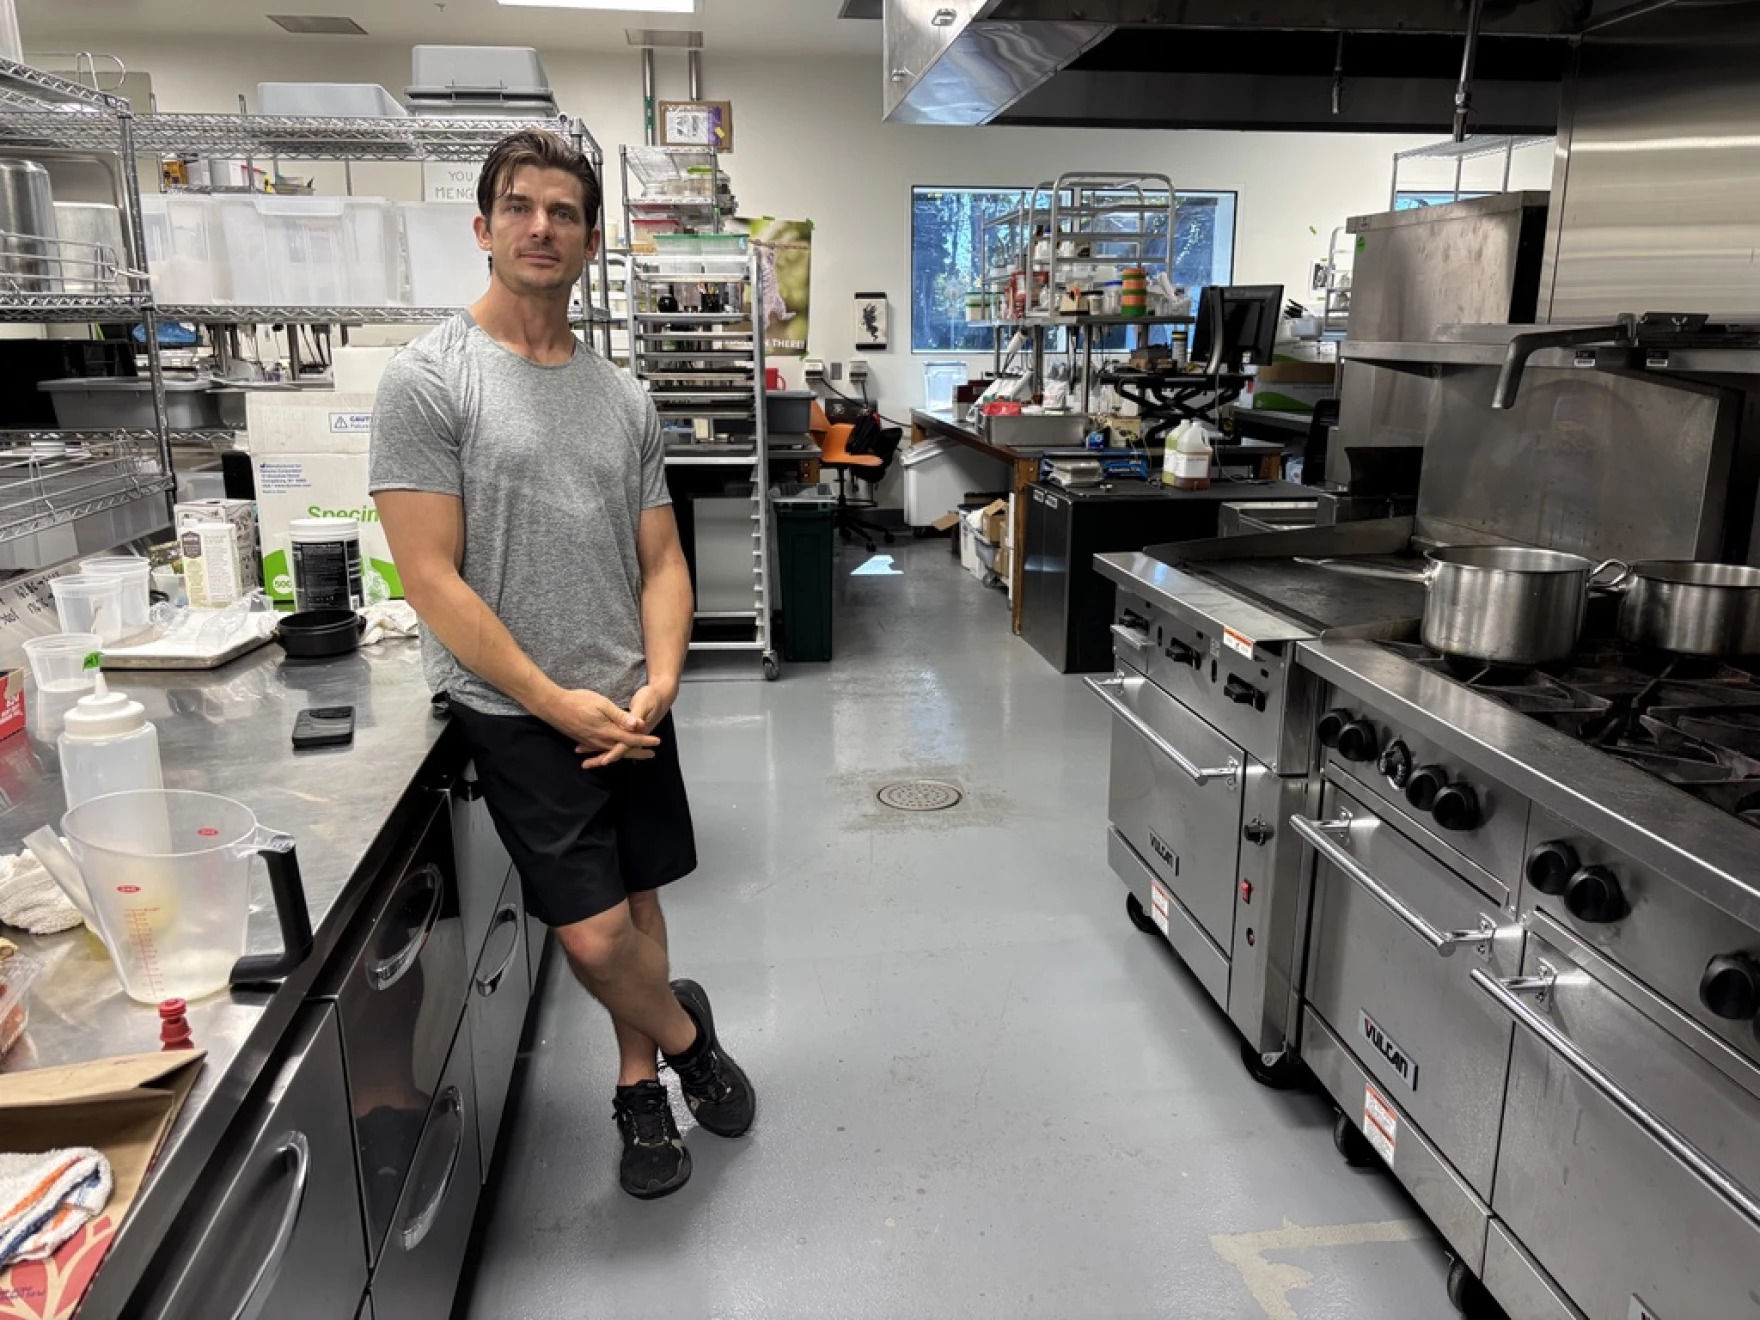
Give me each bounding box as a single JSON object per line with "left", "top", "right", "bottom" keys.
{"left": 810, "top": 403, "right": 901, "bottom": 552}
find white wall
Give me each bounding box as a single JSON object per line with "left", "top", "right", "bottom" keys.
{"left": 28, "top": 35, "right": 1551, "bottom": 417}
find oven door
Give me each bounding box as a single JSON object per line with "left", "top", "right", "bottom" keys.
{"left": 1296, "top": 777, "right": 1520, "bottom": 1203}
{"left": 1089, "top": 661, "right": 1245, "bottom": 952}
{"left": 1476, "top": 917, "right": 1760, "bottom": 1320}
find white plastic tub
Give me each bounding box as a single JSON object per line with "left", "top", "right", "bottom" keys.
{"left": 398, "top": 202, "right": 488, "bottom": 308}
{"left": 208, "top": 194, "right": 273, "bottom": 304}
{"left": 899, "top": 438, "right": 1009, "bottom": 528}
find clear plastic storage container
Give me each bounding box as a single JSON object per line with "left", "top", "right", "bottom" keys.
{"left": 255, "top": 196, "right": 399, "bottom": 307}
{"left": 397, "top": 202, "right": 488, "bottom": 307}
{"left": 139, "top": 194, "right": 223, "bottom": 303}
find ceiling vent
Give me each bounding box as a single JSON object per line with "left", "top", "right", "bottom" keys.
{"left": 837, "top": 0, "right": 881, "bottom": 17}
{"left": 267, "top": 14, "right": 369, "bottom": 35}
{"left": 625, "top": 28, "right": 705, "bottom": 47}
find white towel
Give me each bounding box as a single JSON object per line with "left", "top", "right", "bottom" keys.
{"left": 0, "top": 1147, "right": 113, "bottom": 1266}
{"left": 360, "top": 600, "right": 420, "bottom": 647}
{"left": 0, "top": 851, "right": 82, "bottom": 936}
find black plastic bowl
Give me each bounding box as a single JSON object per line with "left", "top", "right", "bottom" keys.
{"left": 277, "top": 609, "right": 365, "bottom": 660}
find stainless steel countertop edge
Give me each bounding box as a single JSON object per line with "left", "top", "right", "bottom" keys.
{"left": 1297, "top": 637, "right": 1760, "bottom": 931}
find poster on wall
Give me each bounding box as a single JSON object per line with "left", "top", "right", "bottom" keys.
{"left": 730, "top": 217, "right": 812, "bottom": 357}
{"left": 853, "top": 292, "right": 888, "bottom": 351}
{"left": 659, "top": 100, "right": 734, "bottom": 152}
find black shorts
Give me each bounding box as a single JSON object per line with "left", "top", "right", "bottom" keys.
{"left": 448, "top": 702, "right": 698, "bottom": 927}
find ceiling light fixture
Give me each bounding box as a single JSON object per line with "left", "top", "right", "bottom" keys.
{"left": 497, "top": 0, "right": 696, "bottom": 11}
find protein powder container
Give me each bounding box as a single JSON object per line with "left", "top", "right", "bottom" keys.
{"left": 289, "top": 516, "right": 365, "bottom": 612}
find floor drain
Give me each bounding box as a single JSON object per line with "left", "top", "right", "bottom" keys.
{"left": 877, "top": 780, "right": 963, "bottom": 812}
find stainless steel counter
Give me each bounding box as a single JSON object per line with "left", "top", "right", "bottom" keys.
{"left": 0, "top": 639, "right": 455, "bottom": 1313}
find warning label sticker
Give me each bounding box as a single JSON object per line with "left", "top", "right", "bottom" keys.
{"left": 1149, "top": 881, "right": 1171, "bottom": 937}
{"left": 1222, "top": 627, "right": 1254, "bottom": 659}
{"left": 1363, "top": 1083, "right": 1398, "bottom": 1165}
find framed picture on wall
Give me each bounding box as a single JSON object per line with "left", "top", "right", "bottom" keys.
{"left": 854, "top": 292, "right": 888, "bottom": 351}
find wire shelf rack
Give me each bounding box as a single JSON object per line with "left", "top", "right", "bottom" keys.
{"left": 0, "top": 437, "right": 173, "bottom": 542}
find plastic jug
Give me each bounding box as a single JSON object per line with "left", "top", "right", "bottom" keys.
{"left": 25, "top": 790, "right": 313, "bottom": 1004}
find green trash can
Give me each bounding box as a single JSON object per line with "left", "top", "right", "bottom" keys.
{"left": 774, "top": 489, "right": 836, "bottom": 663}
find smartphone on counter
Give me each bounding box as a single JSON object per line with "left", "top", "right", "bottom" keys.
{"left": 292, "top": 705, "right": 356, "bottom": 749}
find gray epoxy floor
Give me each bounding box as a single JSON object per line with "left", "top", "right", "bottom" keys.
{"left": 459, "top": 537, "right": 1456, "bottom": 1320}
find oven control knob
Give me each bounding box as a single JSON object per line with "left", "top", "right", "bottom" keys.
{"left": 1336, "top": 720, "right": 1380, "bottom": 764}
{"left": 1431, "top": 782, "right": 1481, "bottom": 832}
{"left": 1317, "top": 708, "right": 1353, "bottom": 749}
{"left": 1404, "top": 765, "right": 1448, "bottom": 812}
{"left": 1700, "top": 954, "right": 1760, "bottom": 1020}
{"left": 1524, "top": 841, "right": 1580, "bottom": 896}
{"left": 1564, "top": 865, "right": 1628, "bottom": 923}
{"left": 1377, "top": 740, "right": 1414, "bottom": 788}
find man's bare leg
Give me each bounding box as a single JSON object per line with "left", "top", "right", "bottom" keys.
{"left": 555, "top": 898, "right": 697, "bottom": 1076}
{"left": 608, "top": 891, "right": 671, "bottom": 1086}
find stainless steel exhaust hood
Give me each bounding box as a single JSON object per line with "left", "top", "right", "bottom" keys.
{"left": 882, "top": 0, "right": 1586, "bottom": 132}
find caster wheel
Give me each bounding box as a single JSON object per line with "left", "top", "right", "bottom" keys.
{"left": 1125, "top": 892, "right": 1158, "bottom": 934}
{"left": 912, "top": 527, "right": 930, "bottom": 540}
{"left": 864, "top": 540, "right": 877, "bottom": 553}
{"left": 762, "top": 654, "right": 781, "bottom": 682}
{"left": 1332, "top": 1112, "right": 1377, "bottom": 1167}
{"left": 1239, "top": 1038, "right": 1303, "bottom": 1090}
{"left": 883, "top": 531, "right": 896, "bottom": 545}
{"left": 1446, "top": 1257, "right": 1506, "bottom": 1320}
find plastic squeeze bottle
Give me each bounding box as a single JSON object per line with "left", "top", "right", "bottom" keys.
{"left": 58, "top": 671, "right": 165, "bottom": 811}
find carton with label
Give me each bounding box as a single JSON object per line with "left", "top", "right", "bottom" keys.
{"left": 173, "top": 498, "right": 259, "bottom": 599}
{"left": 246, "top": 391, "right": 401, "bottom": 604}
{"left": 179, "top": 523, "right": 244, "bottom": 609}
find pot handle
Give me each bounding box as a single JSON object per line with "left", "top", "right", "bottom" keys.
{"left": 1293, "top": 556, "right": 1430, "bottom": 585}
{"left": 231, "top": 830, "right": 315, "bottom": 987}
{"left": 1588, "top": 558, "right": 1633, "bottom": 592}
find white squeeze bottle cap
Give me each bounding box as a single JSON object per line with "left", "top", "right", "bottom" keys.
{"left": 63, "top": 671, "right": 148, "bottom": 741}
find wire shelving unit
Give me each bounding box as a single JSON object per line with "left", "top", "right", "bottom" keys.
{"left": 628, "top": 245, "right": 778, "bottom": 680}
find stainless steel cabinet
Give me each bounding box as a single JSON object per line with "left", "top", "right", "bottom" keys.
{"left": 1488, "top": 926, "right": 1760, "bottom": 1320}
{"left": 136, "top": 1005, "right": 367, "bottom": 1320}
{"left": 334, "top": 792, "right": 468, "bottom": 1262}
{"left": 452, "top": 763, "right": 514, "bottom": 963}
{"left": 370, "top": 1013, "right": 483, "bottom": 1320}
{"left": 470, "top": 866, "right": 530, "bottom": 1179}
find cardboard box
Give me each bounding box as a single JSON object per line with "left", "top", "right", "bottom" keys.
{"left": 178, "top": 523, "right": 245, "bottom": 609}
{"left": 978, "top": 497, "right": 1009, "bottom": 547}
{"left": 0, "top": 668, "right": 23, "bottom": 743}
{"left": 246, "top": 391, "right": 400, "bottom": 604}
{"left": 174, "top": 498, "right": 259, "bottom": 596}
{"left": 0, "top": 1051, "right": 204, "bottom": 1320}
{"left": 1248, "top": 359, "right": 1336, "bottom": 412}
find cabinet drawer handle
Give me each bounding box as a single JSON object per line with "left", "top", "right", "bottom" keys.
{"left": 1470, "top": 967, "right": 1760, "bottom": 1235}
{"left": 1290, "top": 813, "right": 1508, "bottom": 959}
{"left": 1084, "top": 676, "right": 1239, "bottom": 787}
{"left": 1109, "top": 623, "right": 1151, "bottom": 654}
{"left": 475, "top": 904, "right": 522, "bottom": 997}
{"left": 399, "top": 1085, "right": 466, "bottom": 1252}
{"left": 369, "top": 864, "right": 444, "bottom": 992}
{"left": 232, "top": 1131, "right": 310, "bottom": 1320}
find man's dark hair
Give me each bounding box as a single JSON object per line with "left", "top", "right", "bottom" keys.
{"left": 477, "top": 130, "right": 602, "bottom": 230}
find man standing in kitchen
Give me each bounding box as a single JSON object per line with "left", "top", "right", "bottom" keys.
{"left": 368, "top": 129, "right": 755, "bottom": 1200}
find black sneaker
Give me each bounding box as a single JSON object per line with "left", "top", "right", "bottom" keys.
{"left": 665, "top": 979, "right": 757, "bottom": 1137}
{"left": 612, "top": 1080, "right": 692, "bottom": 1199}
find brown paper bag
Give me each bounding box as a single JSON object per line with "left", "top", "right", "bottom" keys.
{"left": 0, "top": 1051, "right": 205, "bottom": 1320}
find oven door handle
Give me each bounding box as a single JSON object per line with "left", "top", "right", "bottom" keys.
{"left": 1289, "top": 813, "right": 1501, "bottom": 958}
{"left": 1470, "top": 967, "right": 1760, "bottom": 1235}
{"left": 1084, "top": 676, "right": 1239, "bottom": 787}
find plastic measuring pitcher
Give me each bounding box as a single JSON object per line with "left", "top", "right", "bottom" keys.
{"left": 31, "top": 790, "right": 313, "bottom": 1004}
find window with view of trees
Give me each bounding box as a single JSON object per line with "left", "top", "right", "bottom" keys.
{"left": 910, "top": 185, "right": 1237, "bottom": 354}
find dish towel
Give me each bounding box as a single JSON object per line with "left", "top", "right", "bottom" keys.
{"left": 360, "top": 600, "right": 420, "bottom": 647}
{"left": 0, "top": 850, "right": 83, "bottom": 936}
{"left": 0, "top": 1148, "right": 113, "bottom": 1267}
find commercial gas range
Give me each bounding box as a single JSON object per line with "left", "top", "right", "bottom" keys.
{"left": 1095, "top": 523, "right": 1760, "bottom": 1320}
{"left": 1300, "top": 630, "right": 1760, "bottom": 1320}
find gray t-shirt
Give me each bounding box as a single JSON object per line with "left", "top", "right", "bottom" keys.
{"left": 367, "top": 314, "right": 669, "bottom": 716}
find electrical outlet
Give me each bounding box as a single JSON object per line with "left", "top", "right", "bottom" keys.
{"left": 829, "top": 362, "right": 843, "bottom": 381}
{"left": 803, "top": 357, "right": 826, "bottom": 380}
{"left": 848, "top": 357, "right": 869, "bottom": 381}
